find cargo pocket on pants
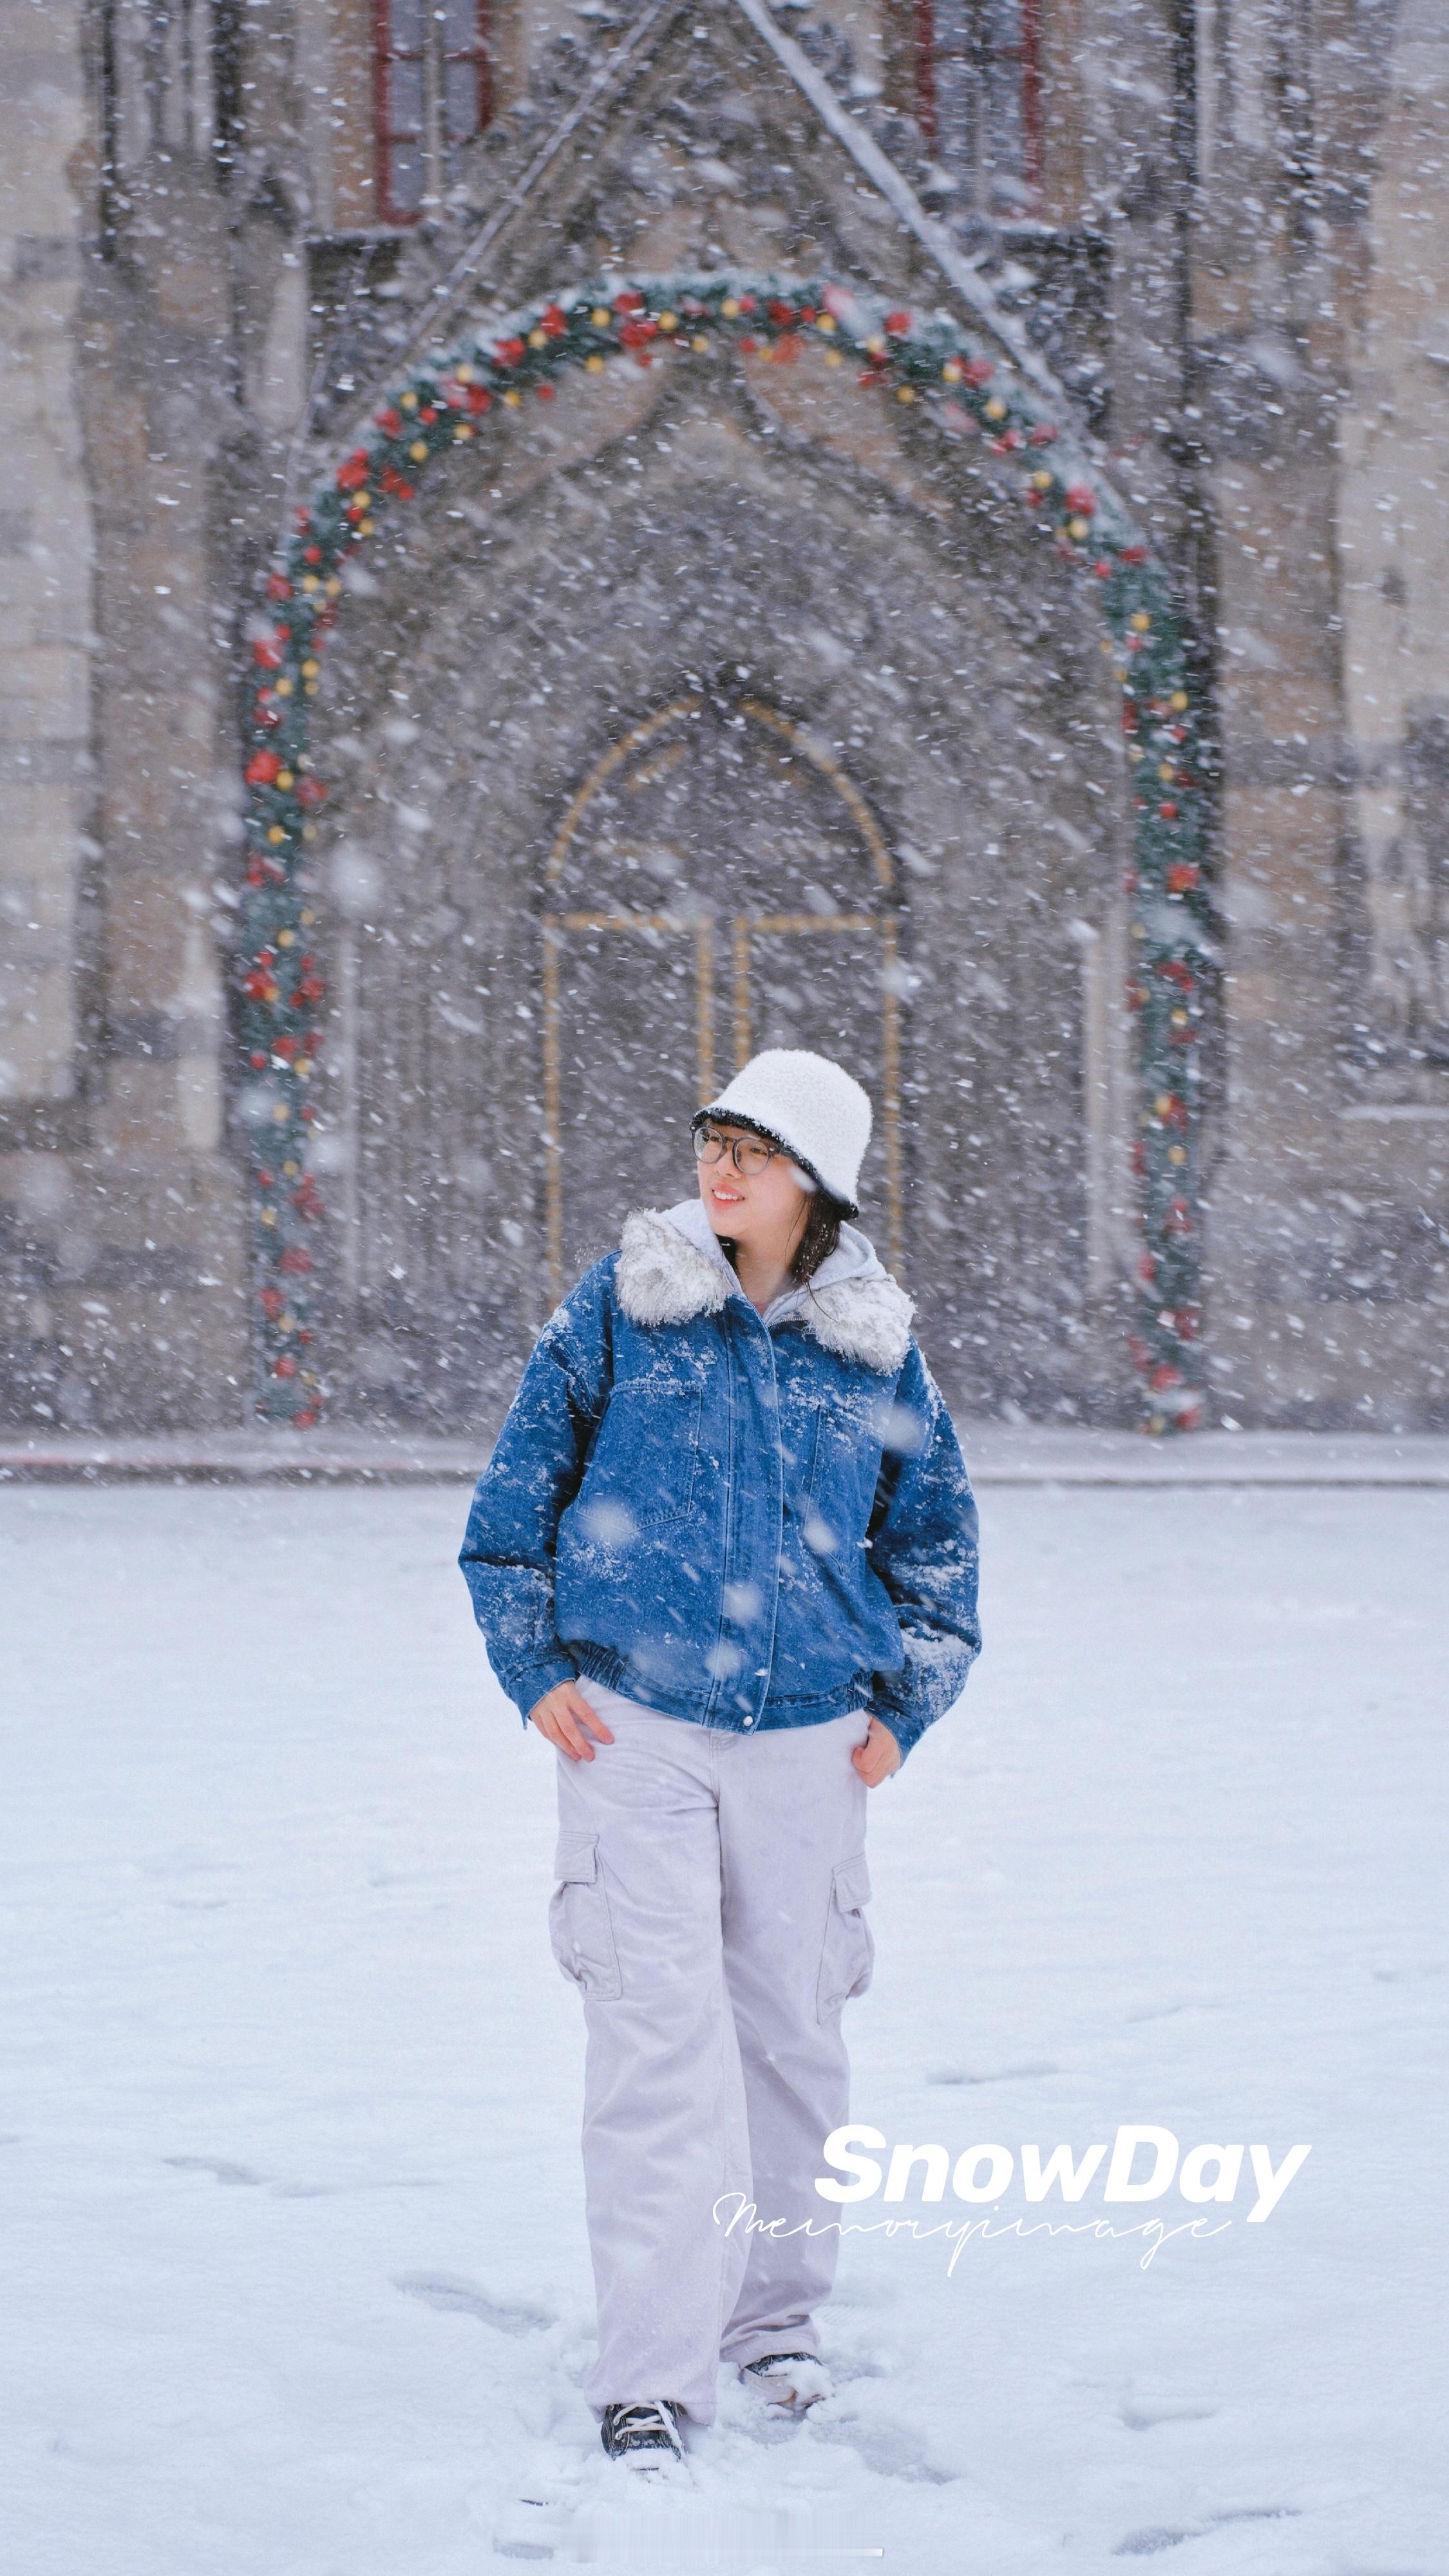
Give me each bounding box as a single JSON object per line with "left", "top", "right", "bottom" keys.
{"left": 548, "top": 1829, "right": 622, "bottom": 2000}
{"left": 816, "top": 1849, "right": 875, "bottom": 2020}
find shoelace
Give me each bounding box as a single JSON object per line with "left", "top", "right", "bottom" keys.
{"left": 611, "top": 2399, "right": 683, "bottom": 2457}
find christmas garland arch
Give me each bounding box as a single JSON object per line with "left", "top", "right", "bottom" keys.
{"left": 241, "top": 269, "right": 1213, "bottom": 1432}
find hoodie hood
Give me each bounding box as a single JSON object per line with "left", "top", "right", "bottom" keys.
{"left": 613, "top": 1199, "right": 914, "bottom": 1376}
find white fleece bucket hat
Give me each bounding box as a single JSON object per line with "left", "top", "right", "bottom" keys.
{"left": 694, "top": 1048, "right": 873, "bottom": 1215}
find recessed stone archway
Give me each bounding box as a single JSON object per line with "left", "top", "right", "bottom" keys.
{"left": 240, "top": 271, "right": 1213, "bottom": 1430}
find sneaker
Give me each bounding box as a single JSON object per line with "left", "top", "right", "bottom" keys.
{"left": 739, "top": 2351, "right": 833, "bottom": 2409}
{"left": 599, "top": 2398, "right": 687, "bottom": 2470}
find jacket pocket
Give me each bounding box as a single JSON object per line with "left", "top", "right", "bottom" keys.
{"left": 816, "top": 1849, "right": 875, "bottom": 2020}
{"left": 548, "top": 1829, "right": 622, "bottom": 2000}
{"left": 576, "top": 1383, "right": 702, "bottom": 1533}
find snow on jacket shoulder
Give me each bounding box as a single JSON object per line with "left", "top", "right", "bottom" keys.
{"left": 457, "top": 1205, "right": 981, "bottom": 1761}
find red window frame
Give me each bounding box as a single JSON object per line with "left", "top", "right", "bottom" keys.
{"left": 374, "top": 0, "right": 491, "bottom": 227}
{"left": 913, "top": 0, "right": 1043, "bottom": 202}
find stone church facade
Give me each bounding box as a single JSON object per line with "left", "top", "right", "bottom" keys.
{"left": 2, "top": 0, "right": 1446, "bottom": 1435}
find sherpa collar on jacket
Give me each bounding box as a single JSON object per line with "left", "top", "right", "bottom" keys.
{"left": 614, "top": 1200, "right": 914, "bottom": 1376}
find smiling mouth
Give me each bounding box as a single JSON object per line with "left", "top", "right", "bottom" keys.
{"left": 710, "top": 1182, "right": 744, "bottom": 1206}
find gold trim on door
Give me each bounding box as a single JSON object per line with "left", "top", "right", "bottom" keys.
{"left": 546, "top": 699, "right": 703, "bottom": 887}
{"left": 542, "top": 705, "right": 905, "bottom": 1306}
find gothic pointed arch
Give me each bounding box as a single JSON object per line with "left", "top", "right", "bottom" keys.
{"left": 238, "top": 274, "right": 1211, "bottom": 1430}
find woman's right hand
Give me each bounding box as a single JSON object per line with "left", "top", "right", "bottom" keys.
{"left": 528, "top": 1680, "right": 616, "bottom": 1761}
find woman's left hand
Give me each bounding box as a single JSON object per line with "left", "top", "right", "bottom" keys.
{"left": 852, "top": 1716, "right": 902, "bottom": 1787}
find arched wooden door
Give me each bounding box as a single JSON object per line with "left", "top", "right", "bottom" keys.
{"left": 541, "top": 694, "right": 904, "bottom": 1303}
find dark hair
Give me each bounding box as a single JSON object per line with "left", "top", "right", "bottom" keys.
{"left": 715, "top": 1186, "right": 846, "bottom": 1291}
{"left": 791, "top": 1185, "right": 846, "bottom": 1284}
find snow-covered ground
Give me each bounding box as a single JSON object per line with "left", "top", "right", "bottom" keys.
{"left": 2, "top": 1478, "right": 1445, "bottom": 2574}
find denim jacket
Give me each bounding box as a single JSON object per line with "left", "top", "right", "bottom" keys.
{"left": 458, "top": 1202, "right": 981, "bottom": 1762}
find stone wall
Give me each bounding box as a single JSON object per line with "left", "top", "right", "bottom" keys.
{"left": 307, "top": 340, "right": 1134, "bottom": 1424}
{"left": 1187, "top": 0, "right": 1449, "bottom": 1424}
{"left": 0, "top": 0, "right": 96, "bottom": 1421}
{"left": 1, "top": 0, "right": 1445, "bottom": 1436}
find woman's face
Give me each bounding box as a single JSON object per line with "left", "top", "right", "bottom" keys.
{"left": 696, "top": 1122, "right": 811, "bottom": 1251}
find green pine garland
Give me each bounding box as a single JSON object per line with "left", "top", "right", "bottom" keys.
{"left": 241, "top": 270, "right": 1213, "bottom": 1432}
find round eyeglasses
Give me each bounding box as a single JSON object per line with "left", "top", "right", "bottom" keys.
{"left": 692, "top": 1123, "right": 784, "bottom": 1176}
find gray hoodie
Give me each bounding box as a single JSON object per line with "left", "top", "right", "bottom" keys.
{"left": 659, "top": 1195, "right": 893, "bottom": 1333}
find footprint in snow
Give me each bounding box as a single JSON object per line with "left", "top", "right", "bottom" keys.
{"left": 1114, "top": 2506, "right": 1300, "bottom": 2553}
{"left": 809, "top": 2412, "right": 956, "bottom": 2485}
{"left": 163, "top": 2155, "right": 263, "bottom": 2186}
{"left": 1211, "top": 2508, "right": 1302, "bottom": 2528}
{"left": 1119, "top": 2400, "right": 1218, "bottom": 2431}
{"left": 393, "top": 2270, "right": 554, "bottom": 2334}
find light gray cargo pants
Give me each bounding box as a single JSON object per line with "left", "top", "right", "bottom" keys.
{"left": 548, "top": 1678, "right": 876, "bottom": 2427}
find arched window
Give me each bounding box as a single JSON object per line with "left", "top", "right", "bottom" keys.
{"left": 914, "top": 0, "right": 1042, "bottom": 214}
{"left": 374, "top": 0, "right": 491, "bottom": 225}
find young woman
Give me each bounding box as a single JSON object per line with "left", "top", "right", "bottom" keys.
{"left": 459, "top": 1048, "right": 980, "bottom": 2475}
